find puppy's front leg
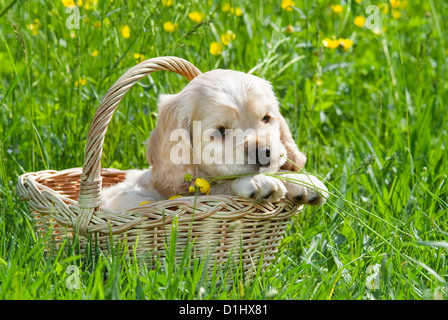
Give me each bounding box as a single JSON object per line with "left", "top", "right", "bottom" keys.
{"left": 277, "top": 173, "right": 328, "bottom": 206}
{"left": 210, "top": 175, "right": 287, "bottom": 202}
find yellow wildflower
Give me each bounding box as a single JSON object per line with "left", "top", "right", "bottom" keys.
{"left": 339, "top": 38, "right": 354, "bottom": 51}
{"left": 221, "top": 2, "right": 231, "bottom": 12}
{"left": 163, "top": 21, "right": 178, "bottom": 32}
{"left": 134, "top": 53, "right": 145, "bottom": 63}
{"left": 62, "top": 0, "right": 76, "bottom": 7}
{"left": 189, "top": 186, "right": 196, "bottom": 193}
{"left": 234, "top": 7, "right": 243, "bottom": 17}
{"left": 161, "top": 0, "right": 173, "bottom": 7}
{"left": 210, "top": 41, "right": 223, "bottom": 56}
{"left": 194, "top": 178, "right": 211, "bottom": 195}
{"left": 121, "top": 25, "right": 130, "bottom": 38}
{"left": 93, "top": 21, "right": 101, "bottom": 28}
{"left": 84, "top": 0, "right": 97, "bottom": 10}
{"left": 168, "top": 195, "right": 182, "bottom": 200}
{"left": 330, "top": 4, "right": 344, "bottom": 13}
{"left": 285, "top": 25, "right": 294, "bottom": 33}
{"left": 26, "top": 22, "right": 39, "bottom": 36}
{"left": 390, "top": 0, "right": 401, "bottom": 8}
{"left": 281, "top": 0, "right": 295, "bottom": 11}
{"left": 188, "top": 11, "right": 205, "bottom": 23}
{"left": 139, "top": 201, "right": 151, "bottom": 206}
{"left": 75, "top": 78, "right": 87, "bottom": 86}
{"left": 354, "top": 16, "right": 366, "bottom": 27}
{"left": 355, "top": 0, "right": 362, "bottom": 3}
{"left": 322, "top": 38, "right": 340, "bottom": 49}
{"left": 91, "top": 50, "right": 99, "bottom": 57}
{"left": 392, "top": 10, "right": 402, "bottom": 19}
{"left": 221, "top": 30, "right": 236, "bottom": 46}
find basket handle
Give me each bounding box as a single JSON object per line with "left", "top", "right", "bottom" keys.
{"left": 77, "top": 56, "right": 202, "bottom": 236}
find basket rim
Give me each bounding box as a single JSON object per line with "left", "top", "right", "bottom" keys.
{"left": 17, "top": 167, "right": 303, "bottom": 235}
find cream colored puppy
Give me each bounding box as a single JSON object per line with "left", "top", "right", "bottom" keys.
{"left": 101, "top": 69, "right": 328, "bottom": 211}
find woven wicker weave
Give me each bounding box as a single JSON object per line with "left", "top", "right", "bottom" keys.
{"left": 16, "top": 56, "right": 303, "bottom": 277}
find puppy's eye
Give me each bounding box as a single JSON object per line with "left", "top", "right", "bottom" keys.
{"left": 262, "top": 115, "right": 271, "bottom": 123}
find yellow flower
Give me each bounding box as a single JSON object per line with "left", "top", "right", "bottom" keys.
{"left": 281, "top": 0, "right": 295, "bottom": 11}
{"left": 75, "top": 78, "right": 87, "bottom": 86}
{"left": 354, "top": 16, "right": 366, "bottom": 27}
{"left": 234, "top": 7, "right": 243, "bottom": 16}
{"left": 84, "top": 0, "right": 97, "bottom": 10}
{"left": 355, "top": 0, "right": 362, "bottom": 3}
{"left": 134, "top": 53, "right": 145, "bottom": 63}
{"left": 163, "top": 21, "right": 178, "bottom": 32}
{"left": 322, "top": 38, "right": 340, "bottom": 49}
{"left": 188, "top": 11, "right": 205, "bottom": 23}
{"left": 222, "top": 4, "right": 243, "bottom": 16}
{"left": 339, "top": 38, "right": 354, "bottom": 51}
{"left": 121, "top": 25, "right": 130, "bottom": 38}
{"left": 322, "top": 38, "right": 353, "bottom": 51}
{"left": 285, "top": 25, "right": 294, "bottom": 33}
{"left": 188, "top": 186, "right": 196, "bottom": 193}
{"left": 93, "top": 21, "right": 101, "bottom": 28}
{"left": 168, "top": 195, "right": 182, "bottom": 200}
{"left": 221, "top": 2, "right": 231, "bottom": 12}
{"left": 210, "top": 41, "right": 223, "bottom": 56}
{"left": 331, "top": 4, "right": 344, "bottom": 13}
{"left": 62, "top": 0, "right": 76, "bottom": 7}
{"left": 139, "top": 201, "right": 151, "bottom": 206}
{"left": 392, "top": 10, "right": 402, "bottom": 19}
{"left": 91, "top": 50, "right": 99, "bottom": 57}
{"left": 194, "top": 178, "right": 210, "bottom": 195}
{"left": 161, "top": 0, "right": 173, "bottom": 7}
{"left": 221, "top": 30, "right": 236, "bottom": 46}
{"left": 27, "top": 23, "right": 39, "bottom": 36}
{"left": 390, "top": 0, "right": 401, "bottom": 8}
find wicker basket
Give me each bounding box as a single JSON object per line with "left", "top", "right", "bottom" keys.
{"left": 16, "top": 56, "right": 303, "bottom": 278}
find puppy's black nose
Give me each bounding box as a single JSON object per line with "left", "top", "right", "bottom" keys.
{"left": 256, "top": 147, "right": 271, "bottom": 167}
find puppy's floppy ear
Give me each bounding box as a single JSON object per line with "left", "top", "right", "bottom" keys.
{"left": 146, "top": 94, "right": 195, "bottom": 196}
{"left": 278, "top": 115, "right": 307, "bottom": 172}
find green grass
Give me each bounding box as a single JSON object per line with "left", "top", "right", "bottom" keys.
{"left": 1, "top": 0, "right": 447, "bottom": 300}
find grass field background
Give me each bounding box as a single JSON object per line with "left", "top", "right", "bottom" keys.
{"left": 0, "top": 0, "right": 447, "bottom": 300}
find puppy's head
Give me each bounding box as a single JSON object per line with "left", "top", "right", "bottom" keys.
{"left": 147, "top": 69, "right": 306, "bottom": 196}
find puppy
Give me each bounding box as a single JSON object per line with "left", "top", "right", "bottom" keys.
{"left": 101, "top": 69, "right": 328, "bottom": 211}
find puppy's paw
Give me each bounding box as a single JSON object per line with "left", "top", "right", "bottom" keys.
{"left": 231, "top": 175, "right": 287, "bottom": 202}
{"left": 280, "top": 173, "right": 328, "bottom": 206}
